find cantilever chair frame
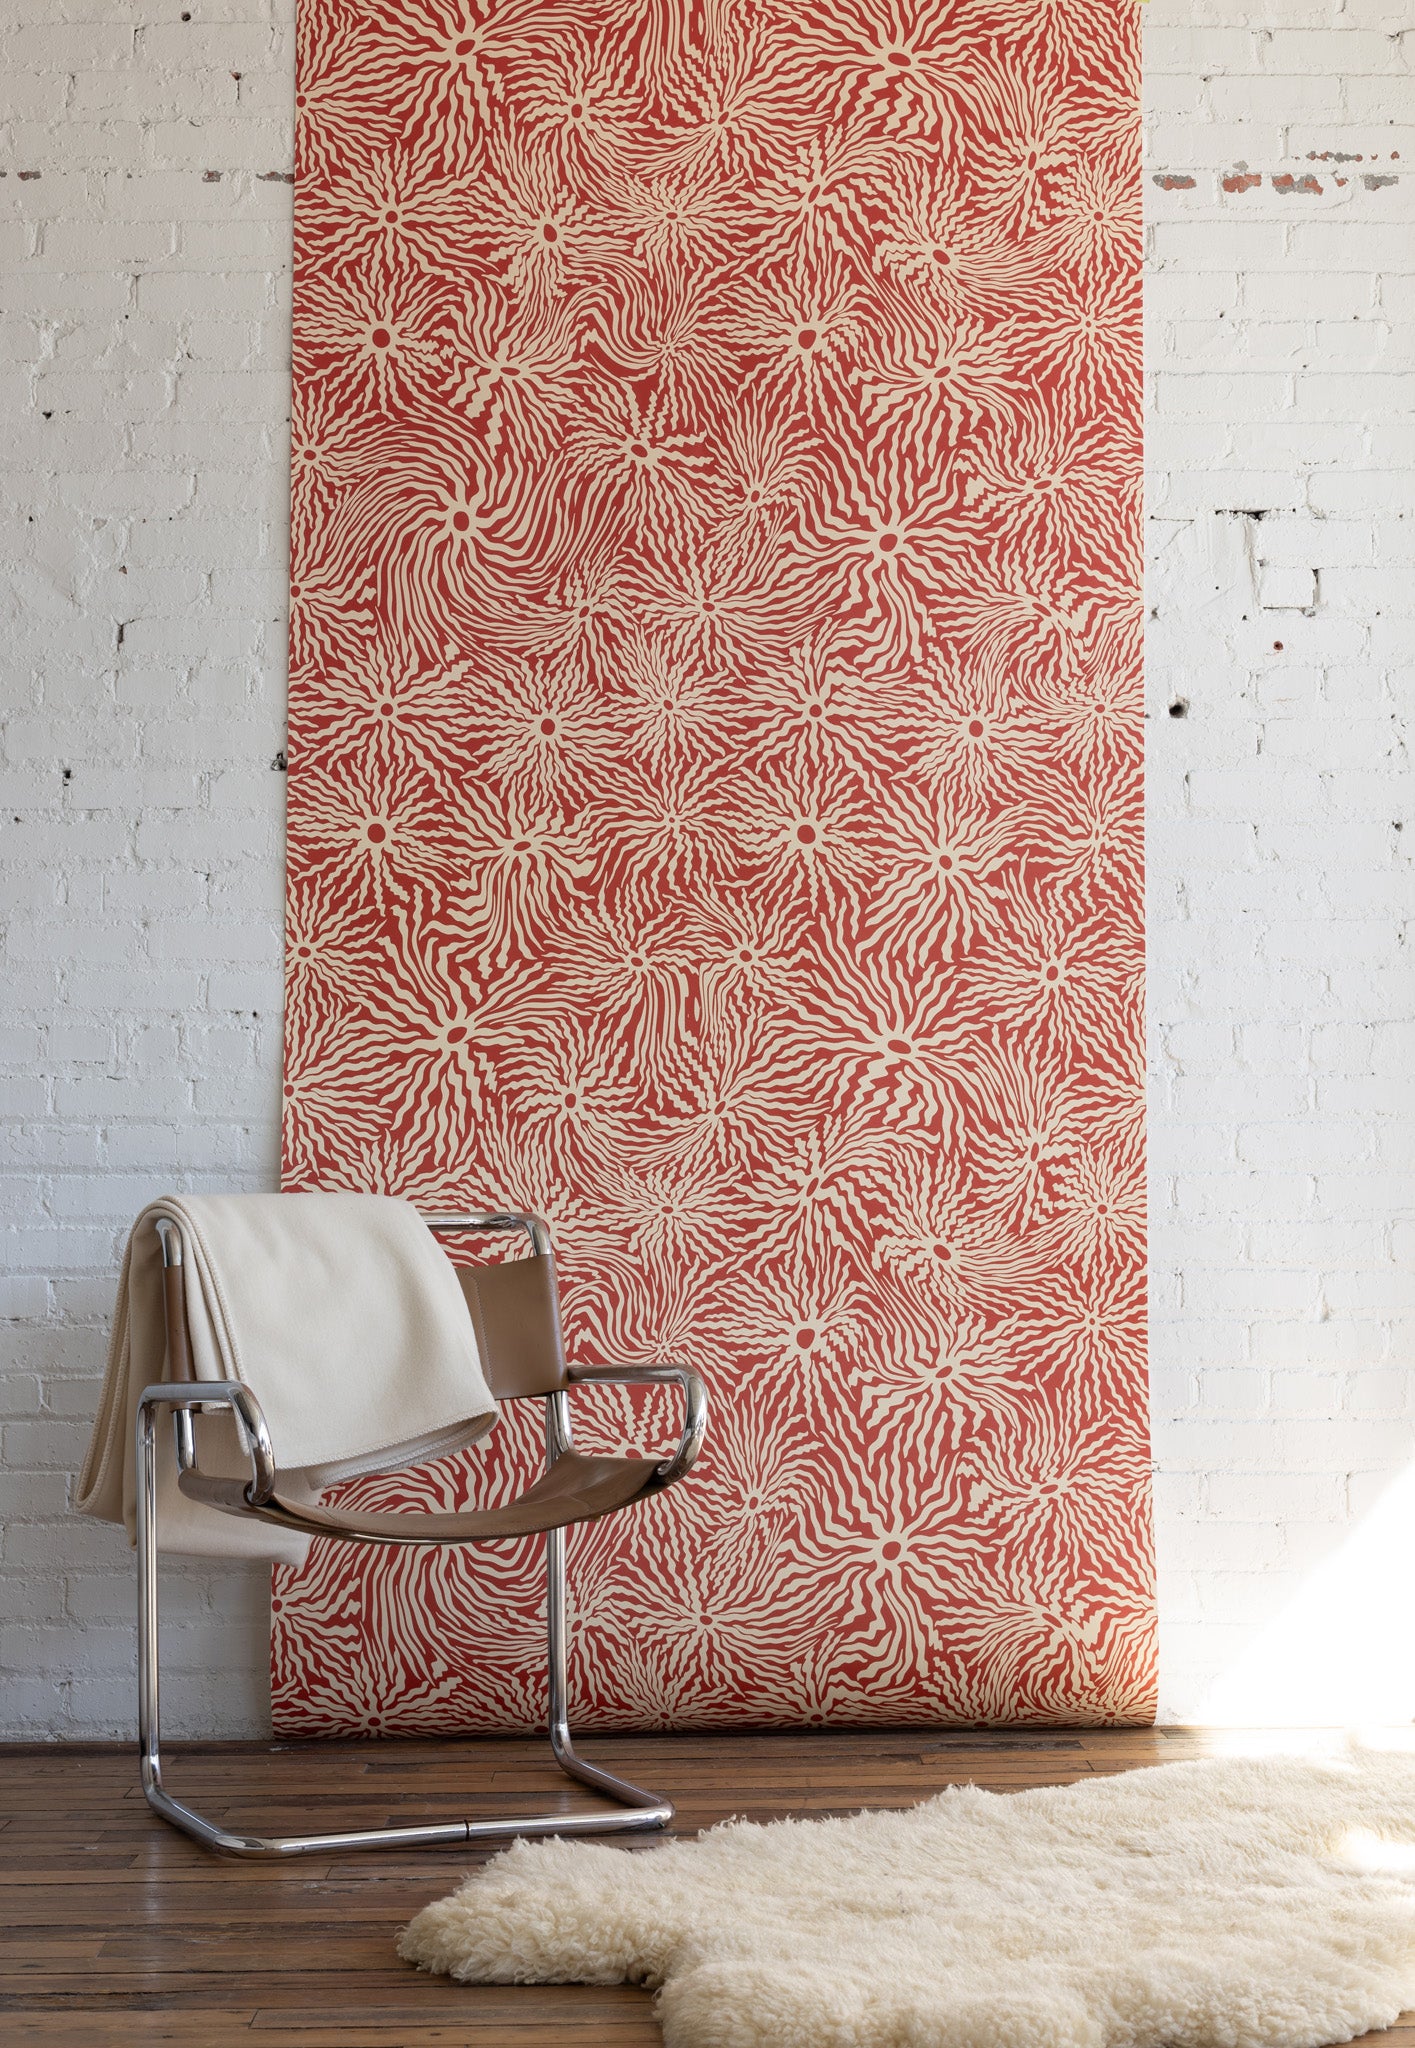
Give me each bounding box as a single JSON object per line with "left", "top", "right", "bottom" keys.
{"left": 136, "top": 1209, "right": 707, "bottom": 1858}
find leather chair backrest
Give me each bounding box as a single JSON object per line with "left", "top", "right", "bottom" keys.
{"left": 455, "top": 1252, "right": 569, "bottom": 1400}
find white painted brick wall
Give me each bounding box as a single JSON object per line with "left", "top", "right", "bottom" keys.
{"left": 1, "top": 0, "right": 294, "bottom": 1737}
{"left": 1, "top": 0, "right": 1411, "bottom": 1737}
{"left": 1146, "top": 0, "right": 1415, "bottom": 1722}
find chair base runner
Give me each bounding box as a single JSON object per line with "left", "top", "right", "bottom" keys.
{"left": 139, "top": 1760, "right": 673, "bottom": 1860}
{"left": 137, "top": 1395, "right": 676, "bottom": 1858}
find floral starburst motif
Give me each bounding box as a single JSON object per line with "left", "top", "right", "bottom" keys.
{"left": 276, "top": 0, "right": 1148, "bottom": 1737}
{"left": 294, "top": 264, "right": 452, "bottom": 412}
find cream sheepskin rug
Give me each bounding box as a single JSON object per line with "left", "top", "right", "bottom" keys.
{"left": 399, "top": 1753, "right": 1415, "bottom": 2048}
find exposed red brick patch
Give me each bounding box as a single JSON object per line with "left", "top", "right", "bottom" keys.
{"left": 1153, "top": 173, "right": 1196, "bottom": 191}
{"left": 1272, "top": 173, "right": 1322, "bottom": 195}
{"left": 1222, "top": 171, "right": 1261, "bottom": 193}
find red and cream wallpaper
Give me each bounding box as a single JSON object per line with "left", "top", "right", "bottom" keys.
{"left": 275, "top": 0, "right": 1151, "bottom": 1732}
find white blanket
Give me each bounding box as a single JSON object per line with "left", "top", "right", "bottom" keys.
{"left": 77, "top": 1194, "right": 498, "bottom": 1565}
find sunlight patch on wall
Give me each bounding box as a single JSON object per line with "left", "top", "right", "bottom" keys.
{"left": 1201, "top": 1466, "right": 1415, "bottom": 1728}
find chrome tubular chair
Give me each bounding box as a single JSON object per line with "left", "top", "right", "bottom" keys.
{"left": 137, "top": 1209, "right": 707, "bottom": 1858}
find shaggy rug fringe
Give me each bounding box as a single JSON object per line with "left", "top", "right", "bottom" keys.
{"left": 399, "top": 1752, "right": 1415, "bottom": 2048}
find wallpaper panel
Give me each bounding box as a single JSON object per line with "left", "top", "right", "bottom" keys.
{"left": 274, "top": 0, "right": 1151, "bottom": 1732}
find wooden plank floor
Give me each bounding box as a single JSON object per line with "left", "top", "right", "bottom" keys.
{"left": 3, "top": 1728, "right": 1414, "bottom": 2047}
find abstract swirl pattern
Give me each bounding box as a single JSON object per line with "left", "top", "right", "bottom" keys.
{"left": 274, "top": 0, "right": 1151, "bottom": 1733}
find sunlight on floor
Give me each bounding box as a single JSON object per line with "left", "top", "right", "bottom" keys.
{"left": 1195, "top": 1727, "right": 1415, "bottom": 1760}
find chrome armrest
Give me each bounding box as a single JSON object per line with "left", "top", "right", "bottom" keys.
{"left": 421, "top": 1210, "right": 553, "bottom": 1257}
{"left": 136, "top": 1380, "right": 277, "bottom": 1506}
{"left": 564, "top": 1364, "right": 707, "bottom": 1491}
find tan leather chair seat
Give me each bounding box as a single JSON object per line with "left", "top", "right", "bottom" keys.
{"left": 178, "top": 1448, "right": 660, "bottom": 1546}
